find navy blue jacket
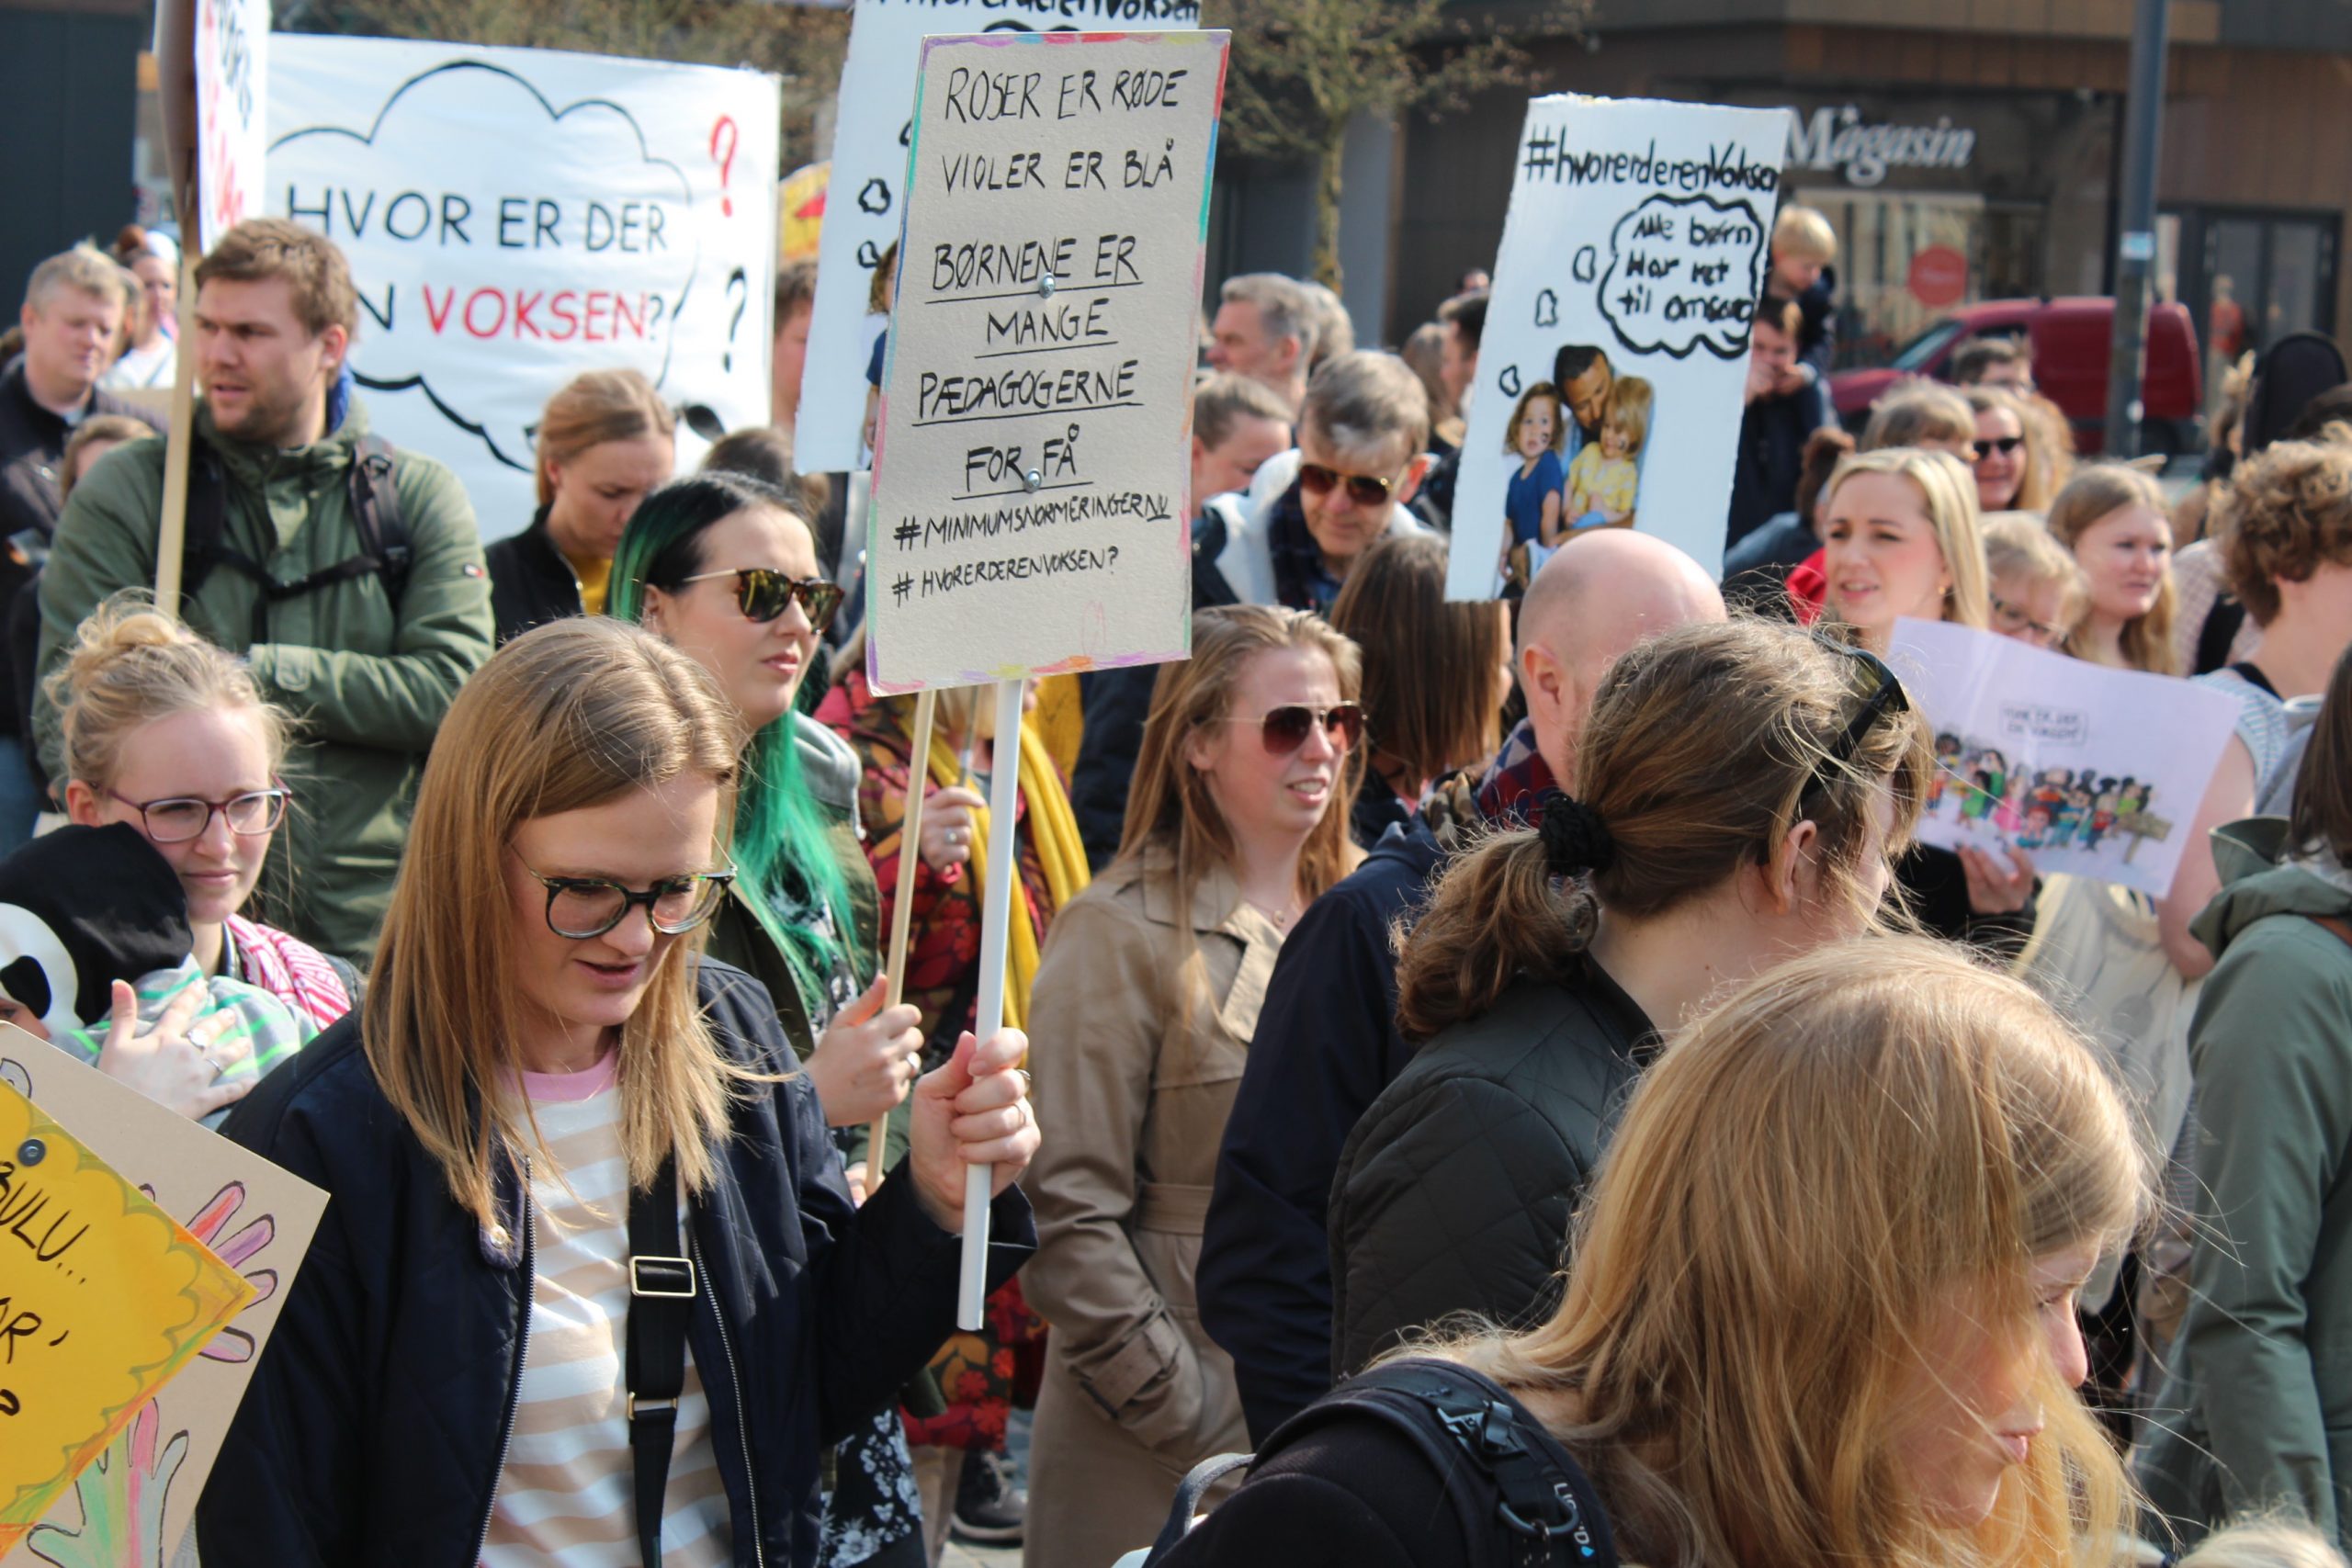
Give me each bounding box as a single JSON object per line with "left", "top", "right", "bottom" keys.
{"left": 197, "top": 958, "right": 1035, "bottom": 1567}
{"left": 1198, "top": 820, "right": 1446, "bottom": 1443}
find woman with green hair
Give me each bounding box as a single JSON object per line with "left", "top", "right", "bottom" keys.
{"left": 613, "top": 470, "right": 932, "bottom": 1568}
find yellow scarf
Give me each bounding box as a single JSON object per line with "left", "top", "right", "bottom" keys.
{"left": 922, "top": 715, "right": 1091, "bottom": 1029}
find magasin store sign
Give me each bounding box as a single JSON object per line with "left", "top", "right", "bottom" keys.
{"left": 1783, "top": 104, "right": 1977, "bottom": 187}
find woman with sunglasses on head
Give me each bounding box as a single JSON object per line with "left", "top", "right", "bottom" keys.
{"left": 1966, "top": 385, "right": 2053, "bottom": 515}
{"left": 1329, "top": 618, "right": 1928, "bottom": 1377}
{"left": 612, "top": 474, "right": 936, "bottom": 1568}
{"left": 1020, "top": 605, "right": 1363, "bottom": 1568}
{"left": 51, "top": 592, "right": 357, "bottom": 1029}
{"left": 199, "top": 619, "right": 1038, "bottom": 1568}
{"left": 1821, "top": 446, "right": 2040, "bottom": 949}
{"left": 1158, "top": 940, "right": 2146, "bottom": 1568}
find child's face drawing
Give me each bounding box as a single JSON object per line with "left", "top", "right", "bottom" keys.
{"left": 1601, "top": 420, "right": 1632, "bottom": 460}
{"left": 1518, "top": 400, "right": 1556, "bottom": 459}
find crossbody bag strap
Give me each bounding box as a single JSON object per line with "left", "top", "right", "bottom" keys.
{"left": 626, "top": 1152, "right": 695, "bottom": 1568}
{"left": 2309, "top": 914, "right": 2352, "bottom": 952}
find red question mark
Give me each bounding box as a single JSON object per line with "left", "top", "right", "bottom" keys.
{"left": 709, "top": 117, "right": 740, "bottom": 218}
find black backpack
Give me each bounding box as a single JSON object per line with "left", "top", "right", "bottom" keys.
{"left": 1140, "top": 1359, "right": 1618, "bottom": 1568}
{"left": 183, "top": 433, "right": 412, "bottom": 644}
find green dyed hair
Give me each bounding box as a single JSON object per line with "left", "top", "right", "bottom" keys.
{"left": 609, "top": 472, "right": 861, "bottom": 994}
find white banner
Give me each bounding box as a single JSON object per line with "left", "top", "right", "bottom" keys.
{"left": 866, "top": 30, "right": 1226, "bottom": 691}
{"left": 1888, "top": 617, "right": 2243, "bottom": 898}
{"left": 1450, "top": 95, "right": 1787, "bottom": 598}
{"left": 193, "top": 0, "right": 268, "bottom": 253}
{"left": 268, "top": 37, "right": 781, "bottom": 538}
{"left": 795, "top": 0, "right": 1203, "bottom": 474}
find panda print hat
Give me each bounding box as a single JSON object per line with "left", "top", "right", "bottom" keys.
{"left": 0, "top": 822, "right": 192, "bottom": 1037}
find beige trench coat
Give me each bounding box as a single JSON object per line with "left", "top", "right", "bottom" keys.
{"left": 1020, "top": 851, "right": 1288, "bottom": 1568}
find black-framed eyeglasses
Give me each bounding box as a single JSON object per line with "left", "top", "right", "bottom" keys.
{"left": 674, "top": 568, "right": 845, "bottom": 633}
{"left": 1213, "top": 702, "right": 1365, "bottom": 755}
{"left": 515, "top": 855, "right": 737, "bottom": 940}
{"left": 1296, "top": 462, "right": 1398, "bottom": 509}
{"left": 1991, "top": 593, "right": 2065, "bottom": 647}
{"left": 107, "top": 784, "right": 290, "bottom": 842}
{"left": 1971, "top": 434, "right": 2025, "bottom": 462}
{"left": 1804, "top": 644, "right": 1910, "bottom": 805}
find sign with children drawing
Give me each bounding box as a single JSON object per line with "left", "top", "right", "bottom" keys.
{"left": 1447, "top": 95, "right": 1789, "bottom": 600}
{"left": 1887, "top": 618, "right": 2244, "bottom": 898}
{"left": 0, "top": 1032, "right": 325, "bottom": 1568}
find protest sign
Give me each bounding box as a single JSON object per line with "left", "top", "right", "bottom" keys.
{"left": 0, "top": 1033, "right": 326, "bottom": 1568}
{"left": 194, "top": 0, "right": 269, "bottom": 253}
{"left": 864, "top": 29, "right": 1226, "bottom": 693}
{"left": 269, "top": 37, "right": 782, "bottom": 537}
{"left": 1449, "top": 95, "right": 1788, "bottom": 600}
{"left": 1887, "top": 617, "right": 2243, "bottom": 897}
{"left": 795, "top": 0, "right": 1204, "bottom": 473}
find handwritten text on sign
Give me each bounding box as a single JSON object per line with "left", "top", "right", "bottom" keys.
{"left": 867, "top": 32, "right": 1227, "bottom": 692}
{"left": 0, "top": 1084, "right": 248, "bottom": 1551}
{"left": 794, "top": 0, "right": 1203, "bottom": 473}
{"left": 1446, "top": 96, "right": 1788, "bottom": 597}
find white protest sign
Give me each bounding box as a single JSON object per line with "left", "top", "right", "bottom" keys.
{"left": 0, "top": 1031, "right": 326, "bottom": 1568}
{"left": 1449, "top": 95, "right": 1787, "bottom": 599}
{"left": 269, "top": 37, "right": 781, "bottom": 538}
{"left": 193, "top": 0, "right": 268, "bottom": 252}
{"left": 1887, "top": 617, "right": 2243, "bottom": 898}
{"left": 865, "top": 30, "right": 1226, "bottom": 692}
{"left": 795, "top": 0, "right": 1203, "bottom": 474}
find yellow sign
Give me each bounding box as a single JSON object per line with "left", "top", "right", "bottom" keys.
{"left": 779, "top": 162, "right": 828, "bottom": 264}
{"left": 0, "top": 1083, "right": 251, "bottom": 1551}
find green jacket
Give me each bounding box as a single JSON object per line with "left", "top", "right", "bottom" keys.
{"left": 2140, "top": 818, "right": 2352, "bottom": 1547}
{"left": 34, "top": 400, "right": 492, "bottom": 962}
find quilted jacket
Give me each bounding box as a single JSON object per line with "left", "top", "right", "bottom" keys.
{"left": 1327, "top": 966, "right": 1656, "bottom": 1378}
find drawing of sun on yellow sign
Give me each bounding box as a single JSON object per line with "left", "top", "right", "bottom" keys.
{"left": 0, "top": 1082, "right": 250, "bottom": 1551}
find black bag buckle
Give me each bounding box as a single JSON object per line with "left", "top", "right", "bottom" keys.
{"left": 628, "top": 1393, "right": 681, "bottom": 1420}
{"left": 1497, "top": 1480, "right": 1586, "bottom": 1540}
{"left": 629, "top": 1254, "right": 696, "bottom": 1298}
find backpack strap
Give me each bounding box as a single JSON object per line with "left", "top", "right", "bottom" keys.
{"left": 626, "top": 1152, "right": 695, "bottom": 1568}
{"left": 346, "top": 433, "right": 413, "bottom": 606}
{"left": 175, "top": 435, "right": 413, "bottom": 642}
{"left": 2195, "top": 596, "right": 2247, "bottom": 676}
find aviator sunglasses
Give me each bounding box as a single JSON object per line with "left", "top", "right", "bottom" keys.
{"left": 1296, "top": 462, "right": 1399, "bottom": 509}
{"left": 1971, "top": 434, "right": 2025, "bottom": 462}
{"left": 674, "top": 567, "right": 845, "bottom": 633}
{"left": 1214, "top": 703, "right": 1364, "bottom": 755}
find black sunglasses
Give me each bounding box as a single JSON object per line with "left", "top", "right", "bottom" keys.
{"left": 1215, "top": 702, "right": 1364, "bottom": 755}
{"left": 1971, "top": 434, "right": 2025, "bottom": 462}
{"left": 515, "top": 854, "right": 738, "bottom": 940}
{"left": 675, "top": 568, "right": 844, "bottom": 632}
{"left": 1804, "top": 644, "right": 1910, "bottom": 805}
{"left": 1296, "top": 462, "right": 1397, "bottom": 509}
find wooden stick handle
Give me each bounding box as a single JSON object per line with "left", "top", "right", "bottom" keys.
{"left": 153, "top": 253, "right": 200, "bottom": 614}
{"left": 866, "top": 686, "right": 938, "bottom": 1180}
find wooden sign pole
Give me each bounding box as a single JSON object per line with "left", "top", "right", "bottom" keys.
{"left": 866, "top": 685, "right": 938, "bottom": 1181}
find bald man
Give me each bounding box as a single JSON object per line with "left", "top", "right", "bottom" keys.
{"left": 1481, "top": 529, "right": 1727, "bottom": 818}
{"left": 1198, "top": 529, "right": 1725, "bottom": 1444}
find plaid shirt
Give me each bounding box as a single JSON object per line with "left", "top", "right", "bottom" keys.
{"left": 1475, "top": 717, "right": 1557, "bottom": 827}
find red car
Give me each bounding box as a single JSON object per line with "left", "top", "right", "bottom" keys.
{"left": 1830, "top": 297, "right": 2204, "bottom": 457}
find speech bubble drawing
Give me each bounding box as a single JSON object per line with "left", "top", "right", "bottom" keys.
{"left": 2000, "top": 703, "right": 2091, "bottom": 745}
{"left": 1596, "top": 192, "right": 1769, "bottom": 361}
{"left": 272, "top": 61, "right": 701, "bottom": 475}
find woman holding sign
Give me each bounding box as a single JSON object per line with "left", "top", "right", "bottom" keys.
{"left": 1819, "top": 446, "right": 2038, "bottom": 950}
{"left": 612, "top": 473, "right": 939, "bottom": 1567}
{"left": 1022, "top": 605, "right": 1364, "bottom": 1568}
{"left": 200, "top": 619, "right": 1038, "bottom": 1568}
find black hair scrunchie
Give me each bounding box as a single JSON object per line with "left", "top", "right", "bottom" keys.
{"left": 1537, "top": 790, "right": 1618, "bottom": 876}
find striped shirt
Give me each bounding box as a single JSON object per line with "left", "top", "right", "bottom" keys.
{"left": 481, "top": 1051, "right": 730, "bottom": 1566}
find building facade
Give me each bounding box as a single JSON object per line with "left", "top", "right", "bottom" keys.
{"left": 1228, "top": 1, "right": 2345, "bottom": 383}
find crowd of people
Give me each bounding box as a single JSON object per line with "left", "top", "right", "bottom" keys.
{"left": 9, "top": 194, "right": 2352, "bottom": 1568}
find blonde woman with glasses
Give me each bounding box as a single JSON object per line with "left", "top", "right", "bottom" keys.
{"left": 200, "top": 619, "right": 1038, "bottom": 1568}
